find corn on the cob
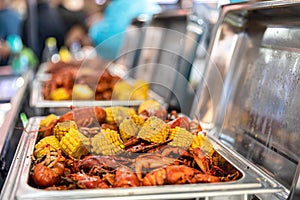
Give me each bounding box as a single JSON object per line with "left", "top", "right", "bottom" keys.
{"left": 131, "top": 80, "right": 149, "bottom": 100}
{"left": 39, "top": 114, "right": 58, "bottom": 128}
{"left": 72, "top": 84, "right": 94, "bottom": 100}
{"left": 91, "top": 128, "right": 124, "bottom": 155}
{"left": 112, "top": 81, "right": 133, "bottom": 100}
{"left": 168, "top": 127, "right": 194, "bottom": 149}
{"left": 34, "top": 135, "right": 60, "bottom": 158}
{"left": 60, "top": 127, "right": 89, "bottom": 159}
{"left": 53, "top": 120, "right": 77, "bottom": 141}
{"left": 104, "top": 106, "right": 136, "bottom": 124}
{"left": 130, "top": 114, "right": 145, "bottom": 126}
{"left": 50, "top": 87, "right": 70, "bottom": 100}
{"left": 119, "top": 118, "right": 140, "bottom": 142}
{"left": 113, "top": 80, "right": 149, "bottom": 100}
{"left": 137, "top": 116, "right": 170, "bottom": 143}
{"left": 138, "top": 99, "right": 161, "bottom": 114}
{"left": 190, "top": 131, "right": 215, "bottom": 156}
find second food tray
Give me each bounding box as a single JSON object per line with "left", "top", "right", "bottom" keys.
{"left": 30, "top": 60, "right": 166, "bottom": 111}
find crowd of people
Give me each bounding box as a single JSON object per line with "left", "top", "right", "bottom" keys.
{"left": 0, "top": 0, "right": 161, "bottom": 70}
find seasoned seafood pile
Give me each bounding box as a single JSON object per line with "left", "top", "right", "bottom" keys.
{"left": 30, "top": 100, "right": 241, "bottom": 190}
{"left": 41, "top": 60, "right": 149, "bottom": 101}
{"left": 42, "top": 60, "right": 121, "bottom": 101}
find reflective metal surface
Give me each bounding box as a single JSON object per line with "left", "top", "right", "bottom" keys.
{"left": 0, "top": 103, "right": 12, "bottom": 127}
{"left": 0, "top": 71, "right": 32, "bottom": 153}
{"left": 0, "top": 70, "right": 33, "bottom": 189}
{"left": 130, "top": 9, "right": 204, "bottom": 113}
{"left": 191, "top": 0, "right": 300, "bottom": 191}
{"left": 288, "top": 161, "right": 300, "bottom": 199}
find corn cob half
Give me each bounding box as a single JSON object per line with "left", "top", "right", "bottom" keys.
{"left": 138, "top": 99, "right": 161, "bottom": 114}
{"left": 91, "top": 128, "right": 125, "bottom": 155}
{"left": 60, "top": 127, "right": 89, "bottom": 159}
{"left": 119, "top": 118, "right": 140, "bottom": 142}
{"left": 39, "top": 114, "right": 58, "bottom": 129}
{"left": 190, "top": 131, "right": 215, "bottom": 156}
{"left": 168, "top": 127, "right": 194, "bottom": 149}
{"left": 104, "top": 106, "right": 136, "bottom": 124}
{"left": 53, "top": 120, "right": 77, "bottom": 141}
{"left": 130, "top": 114, "right": 145, "bottom": 126}
{"left": 50, "top": 87, "right": 71, "bottom": 100}
{"left": 137, "top": 116, "right": 170, "bottom": 143}
{"left": 34, "top": 135, "right": 60, "bottom": 158}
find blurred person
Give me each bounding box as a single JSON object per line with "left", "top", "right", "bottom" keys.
{"left": 51, "top": 0, "right": 92, "bottom": 48}
{"left": 51, "top": 0, "right": 86, "bottom": 31}
{"left": 0, "top": 0, "right": 22, "bottom": 66}
{"left": 22, "top": 0, "right": 66, "bottom": 62}
{"left": 88, "top": 0, "right": 161, "bottom": 61}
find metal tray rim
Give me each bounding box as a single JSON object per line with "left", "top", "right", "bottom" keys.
{"left": 30, "top": 79, "right": 165, "bottom": 108}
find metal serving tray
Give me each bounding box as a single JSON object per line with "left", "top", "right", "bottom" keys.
{"left": 190, "top": 0, "right": 300, "bottom": 198}
{"left": 30, "top": 62, "right": 166, "bottom": 113}
{"left": 1, "top": 117, "right": 288, "bottom": 200}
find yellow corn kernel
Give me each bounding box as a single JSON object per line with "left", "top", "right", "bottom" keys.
{"left": 34, "top": 135, "right": 60, "bottom": 158}
{"left": 60, "top": 127, "right": 89, "bottom": 159}
{"left": 72, "top": 84, "right": 94, "bottom": 100}
{"left": 190, "top": 132, "right": 215, "bottom": 156}
{"left": 130, "top": 80, "right": 149, "bottom": 100}
{"left": 168, "top": 127, "right": 194, "bottom": 149}
{"left": 138, "top": 116, "right": 170, "bottom": 143}
{"left": 39, "top": 114, "right": 58, "bottom": 128}
{"left": 53, "top": 120, "right": 77, "bottom": 141}
{"left": 138, "top": 99, "right": 161, "bottom": 114}
{"left": 119, "top": 118, "right": 140, "bottom": 142}
{"left": 50, "top": 87, "right": 70, "bottom": 100}
{"left": 91, "top": 128, "right": 124, "bottom": 155}
{"left": 112, "top": 81, "right": 133, "bottom": 100}
{"left": 130, "top": 114, "right": 145, "bottom": 126}
{"left": 104, "top": 106, "right": 136, "bottom": 124}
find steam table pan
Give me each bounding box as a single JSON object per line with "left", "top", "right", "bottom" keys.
{"left": 30, "top": 62, "right": 166, "bottom": 114}
{"left": 0, "top": 117, "right": 288, "bottom": 200}
{"left": 189, "top": 0, "right": 300, "bottom": 199}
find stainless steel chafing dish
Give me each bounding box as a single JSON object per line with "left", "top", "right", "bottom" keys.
{"left": 0, "top": 117, "right": 287, "bottom": 200}
{"left": 30, "top": 61, "right": 166, "bottom": 115}
{"left": 190, "top": 0, "right": 300, "bottom": 199}
{"left": 1, "top": 1, "right": 299, "bottom": 199}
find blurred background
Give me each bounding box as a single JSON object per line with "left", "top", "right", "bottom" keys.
{"left": 3, "top": 1, "right": 300, "bottom": 200}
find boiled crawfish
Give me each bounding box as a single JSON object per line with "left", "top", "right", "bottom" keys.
{"left": 166, "top": 110, "right": 190, "bottom": 130}
{"left": 113, "top": 166, "right": 140, "bottom": 187}
{"left": 142, "top": 165, "right": 220, "bottom": 186}
{"left": 192, "top": 147, "right": 224, "bottom": 176}
{"left": 67, "top": 173, "right": 109, "bottom": 189}
{"left": 72, "top": 155, "right": 130, "bottom": 173}
{"left": 134, "top": 153, "right": 180, "bottom": 180}
{"left": 31, "top": 144, "right": 65, "bottom": 187}
{"left": 125, "top": 137, "right": 170, "bottom": 153}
